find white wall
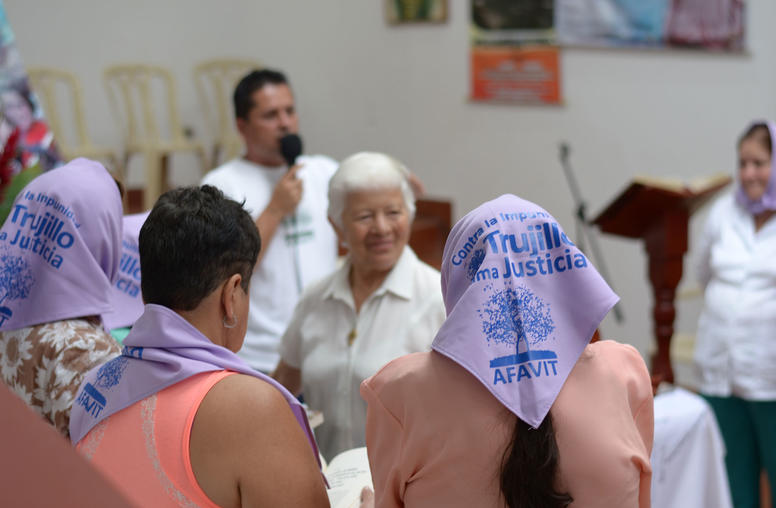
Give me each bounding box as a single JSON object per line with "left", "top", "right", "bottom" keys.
{"left": 7, "top": 0, "right": 776, "bottom": 366}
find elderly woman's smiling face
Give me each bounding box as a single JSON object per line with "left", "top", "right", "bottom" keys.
{"left": 339, "top": 187, "right": 410, "bottom": 278}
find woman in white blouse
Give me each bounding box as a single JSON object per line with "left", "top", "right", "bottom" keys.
{"left": 273, "top": 152, "right": 445, "bottom": 462}
{"left": 695, "top": 120, "right": 776, "bottom": 508}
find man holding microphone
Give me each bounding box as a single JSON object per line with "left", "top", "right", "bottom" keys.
{"left": 202, "top": 69, "right": 338, "bottom": 373}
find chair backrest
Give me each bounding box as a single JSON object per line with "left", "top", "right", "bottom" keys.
{"left": 103, "top": 64, "right": 186, "bottom": 148}
{"left": 193, "top": 58, "right": 261, "bottom": 164}
{"left": 410, "top": 198, "right": 452, "bottom": 270}
{"left": 26, "top": 67, "right": 92, "bottom": 156}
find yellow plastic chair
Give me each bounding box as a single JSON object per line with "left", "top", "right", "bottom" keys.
{"left": 26, "top": 67, "right": 120, "bottom": 174}
{"left": 193, "top": 58, "right": 261, "bottom": 167}
{"left": 104, "top": 64, "right": 207, "bottom": 210}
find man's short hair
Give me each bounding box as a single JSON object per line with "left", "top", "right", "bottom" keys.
{"left": 233, "top": 68, "right": 290, "bottom": 120}
{"left": 139, "top": 185, "right": 261, "bottom": 311}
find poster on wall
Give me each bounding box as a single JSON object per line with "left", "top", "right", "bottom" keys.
{"left": 468, "top": 0, "right": 745, "bottom": 104}
{"left": 470, "top": 0, "right": 746, "bottom": 51}
{"left": 386, "top": 0, "right": 448, "bottom": 24}
{"left": 471, "top": 0, "right": 555, "bottom": 45}
{"left": 555, "top": 0, "right": 744, "bottom": 50}
{"left": 0, "top": 0, "right": 60, "bottom": 176}
{"left": 470, "top": 46, "right": 561, "bottom": 104}
{"left": 470, "top": 0, "right": 562, "bottom": 105}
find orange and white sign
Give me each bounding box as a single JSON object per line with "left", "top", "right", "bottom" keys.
{"left": 470, "top": 46, "right": 562, "bottom": 105}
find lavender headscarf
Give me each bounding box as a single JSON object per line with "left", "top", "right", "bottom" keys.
{"left": 735, "top": 120, "right": 776, "bottom": 215}
{"left": 70, "top": 304, "right": 321, "bottom": 464}
{"left": 431, "top": 194, "right": 619, "bottom": 429}
{"left": 102, "top": 212, "right": 149, "bottom": 331}
{"left": 0, "top": 158, "right": 122, "bottom": 330}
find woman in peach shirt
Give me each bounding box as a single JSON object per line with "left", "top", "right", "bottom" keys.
{"left": 361, "top": 194, "right": 653, "bottom": 508}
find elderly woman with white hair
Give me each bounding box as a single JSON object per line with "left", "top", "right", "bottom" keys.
{"left": 273, "top": 151, "right": 445, "bottom": 461}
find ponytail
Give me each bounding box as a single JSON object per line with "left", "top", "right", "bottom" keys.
{"left": 500, "top": 413, "right": 573, "bottom": 508}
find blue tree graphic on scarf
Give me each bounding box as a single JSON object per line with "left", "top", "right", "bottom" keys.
{"left": 479, "top": 284, "right": 557, "bottom": 367}
{"left": 0, "top": 253, "right": 35, "bottom": 326}
{"left": 467, "top": 248, "right": 486, "bottom": 282}
{"left": 95, "top": 356, "right": 129, "bottom": 389}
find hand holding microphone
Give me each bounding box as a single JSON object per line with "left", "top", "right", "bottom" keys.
{"left": 278, "top": 133, "right": 305, "bottom": 295}
{"left": 267, "top": 133, "right": 304, "bottom": 218}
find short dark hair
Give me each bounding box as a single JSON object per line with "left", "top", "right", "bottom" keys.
{"left": 139, "top": 185, "right": 261, "bottom": 311}
{"left": 233, "top": 68, "right": 290, "bottom": 120}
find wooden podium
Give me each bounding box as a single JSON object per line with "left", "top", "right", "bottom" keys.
{"left": 409, "top": 198, "right": 452, "bottom": 270}
{"left": 593, "top": 175, "right": 731, "bottom": 388}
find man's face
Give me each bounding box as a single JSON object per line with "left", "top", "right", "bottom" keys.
{"left": 237, "top": 83, "right": 299, "bottom": 166}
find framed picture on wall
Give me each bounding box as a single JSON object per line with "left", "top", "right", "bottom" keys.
{"left": 386, "top": 0, "right": 448, "bottom": 24}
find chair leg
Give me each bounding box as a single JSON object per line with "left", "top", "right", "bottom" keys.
{"left": 143, "top": 152, "right": 163, "bottom": 211}
{"left": 122, "top": 152, "right": 131, "bottom": 178}
{"left": 160, "top": 153, "right": 171, "bottom": 194}
{"left": 110, "top": 155, "right": 125, "bottom": 189}
{"left": 210, "top": 143, "right": 221, "bottom": 170}
{"left": 121, "top": 151, "right": 135, "bottom": 213}
{"left": 106, "top": 154, "right": 129, "bottom": 213}
{"left": 197, "top": 148, "right": 208, "bottom": 181}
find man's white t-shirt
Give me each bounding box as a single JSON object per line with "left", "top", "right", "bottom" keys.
{"left": 202, "top": 155, "right": 339, "bottom": 372}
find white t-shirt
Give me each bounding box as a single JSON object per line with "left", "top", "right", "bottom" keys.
{"left": 280, "top": 246, "right": 446, "bottom": 461}
{"left": 201, "top": 156, "right": 339, "bottom": 372}
{"left": 694, "top": 192, "right": 776, "bottom": 399}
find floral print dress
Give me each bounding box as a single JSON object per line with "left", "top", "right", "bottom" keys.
{"left": 0, "top": 318, "right": 120, "bottom": 438}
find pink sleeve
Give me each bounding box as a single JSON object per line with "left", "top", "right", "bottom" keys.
{"left": 634, "top": 397, "right": 654, "bottom": 508}
{"left": 622, "top": 344, "right": 655, "bottom": 508}
{"left": 360, "top": 379, "right": 406, "bottom": 508}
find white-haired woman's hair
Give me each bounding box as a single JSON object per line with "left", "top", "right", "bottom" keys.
{"left": 327, "top": 151, "right": 416, "bottom": 229}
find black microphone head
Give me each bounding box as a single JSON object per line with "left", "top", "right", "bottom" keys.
{"left": 279, "top": 133, "right": 303, "bottom": 167}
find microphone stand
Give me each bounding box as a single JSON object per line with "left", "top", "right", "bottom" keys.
{"left": 287, "top": 163, "right": 303, "bottom": 297}
{"left": 558, "top": 142, "right": 624, "bottom": 323}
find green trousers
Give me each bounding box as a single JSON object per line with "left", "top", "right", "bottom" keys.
{"left": 702, "top": 395, "right": 776, "bottom": 508}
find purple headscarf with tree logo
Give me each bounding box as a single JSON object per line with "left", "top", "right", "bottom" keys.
{"left": 734, "top": 120, "right": 776, "bottom": 215}
{"left": 70, "top": 303, "right": 322, "bottom": 465}
{"left": 0, "top": 158, "right": 122, "bottom": 330}
{"left": 431, "top": 194, "right": 619, "bottom": 429}
{"left": 102, "top": 212, "right": 149, "bottom": 331}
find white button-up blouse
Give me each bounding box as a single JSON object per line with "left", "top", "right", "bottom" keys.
{"left": 280, "top": 246, "right": 446, "bottom": 461}
{"left": 695, "top": 193, "right": 776, "bottom": 399}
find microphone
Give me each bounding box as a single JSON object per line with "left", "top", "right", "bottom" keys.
{"left": 279, "top": 133, "right": 303, "bottom": 168}
{"left": 279, "top": 133, "right": 304, "bottom": 295}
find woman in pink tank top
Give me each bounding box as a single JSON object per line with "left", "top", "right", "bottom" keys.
{"left": 71, "top": 185, "right": 328, "bottom": 507}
